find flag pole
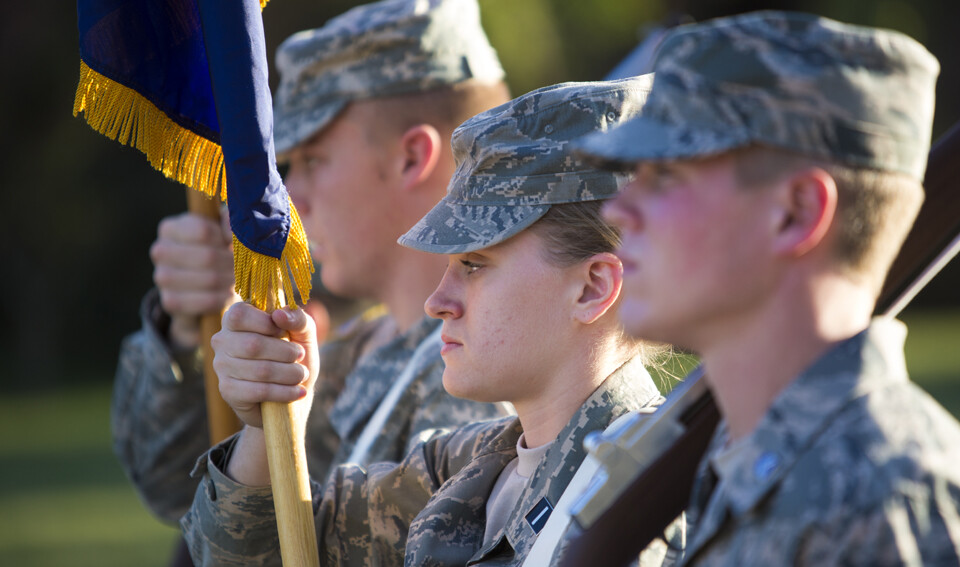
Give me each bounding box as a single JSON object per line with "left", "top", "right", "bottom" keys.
{"left": 193, "top": 0, "right": 320, "bottom": 559}
{"left": 74, "top": 0, "right": 319, "bottom": 559}
{"left": 185, "top": 190, "right": 242, "bottom": 445}
{"left": 262, "top": 293, "right": 321, "bottom": 567}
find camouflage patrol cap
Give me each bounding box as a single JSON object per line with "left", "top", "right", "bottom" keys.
{"left": 273, "top": 0, "right": 505, "bottom": 156}
{"left": 398, "top": 76, "right": 653, "bottom": 254}
{"left": 574, "top": 11, "right": 940, "bottom": 181}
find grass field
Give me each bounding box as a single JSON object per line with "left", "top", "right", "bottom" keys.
{"left": 0, "top": 308, "right": 957, "bottom": 566}
{"left": 0, "top": 384, "right": 180, "bottom": 566}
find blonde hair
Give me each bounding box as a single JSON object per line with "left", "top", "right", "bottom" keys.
{"left": 531, "top": 200, "right": 671, "bottom": 368}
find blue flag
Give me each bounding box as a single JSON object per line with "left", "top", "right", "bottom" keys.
{"left": 74, "top": 0, "right": 312, "bottom": 309}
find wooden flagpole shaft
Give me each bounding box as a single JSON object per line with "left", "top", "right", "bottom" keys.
{"left": 263, "top": 401, "right": 320, "bottom": 567}
{"left": 185, "top": 190, "right": 241, "bottom": 445}
{"left": 262, "top": 294, "right": 321, "bottom": 567}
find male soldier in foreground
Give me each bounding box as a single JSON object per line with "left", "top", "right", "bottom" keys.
{"left": 567, "top": 10, "right": 960, "bottom": 565}
{"left": 112, "top": 0, "right": 512, "bottom": 535}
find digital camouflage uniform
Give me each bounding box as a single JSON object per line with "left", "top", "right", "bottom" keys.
{"left": 567, "top": 10, "right": 960, "bottom": 567}
{"left": 184, "top": 357, "right": 662, "bottom": 566}
{"left": 113, "top": 292, "right": 507, "bottom": 522}
{"left": 681, "top": 320, "right": 960, "bottom": 565}
{"left": 112, "top": 0, "right": 509, "bottom": 525}
{"left": 182, "top": 77, "right": 677, "bottom": 566}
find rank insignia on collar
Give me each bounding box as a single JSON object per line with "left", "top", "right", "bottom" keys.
{"left": 525, "top": 497, "right": 554, "bottom": 534}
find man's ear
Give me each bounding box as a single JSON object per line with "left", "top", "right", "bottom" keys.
{"left": 772, "top": 167, "right": 837, "bottom": 258}
{"left": 572, "top": 252, "right": 623, "bottom": 324}
{"left": 398, "top": 124, "right": 442, "bottom": 191}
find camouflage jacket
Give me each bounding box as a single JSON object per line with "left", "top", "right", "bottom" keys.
{"left": 181, "top": 355, "right": 665, "bottom": 566}
{"left": 112, "top": 289, "right": 509, "bottom": 523}
{"left": 681, "top": 319, "right": 960, "bottom": 566}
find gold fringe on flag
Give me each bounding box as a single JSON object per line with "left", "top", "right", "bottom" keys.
{"left": 74, "top": 59, "right": 313, "bottom": 309}
{"left": 73, "top": 60, "right": 228, "bottom": 202}
{"left": 233, "top": 196, "right": 314, "bottom": 311}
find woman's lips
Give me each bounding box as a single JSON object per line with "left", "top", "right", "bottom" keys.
{"left": 440, "top": 334, "right": 462, "bottom": 355}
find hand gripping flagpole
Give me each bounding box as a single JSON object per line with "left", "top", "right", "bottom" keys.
{"left": 195, "top": 1, "right": 319, "bottom": 565}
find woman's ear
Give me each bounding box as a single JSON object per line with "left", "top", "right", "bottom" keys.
{"left": 772, "top": 166, "right": 837, "bottom": 258}
{"left": 398, "top": 124, "right": 442, "bottom": 191}
{"left": 572, "top": 252, "right": 623, "bottom": 324}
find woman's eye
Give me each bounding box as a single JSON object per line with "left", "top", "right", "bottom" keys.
{"left": 459, "top": 260, "right": 483, "bottom": 275}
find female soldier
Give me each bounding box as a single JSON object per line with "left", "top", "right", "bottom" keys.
{"left": 182, "top": 76, "right": 676, "bottom": 566}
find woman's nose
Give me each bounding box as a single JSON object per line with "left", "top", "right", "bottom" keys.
{"left": 425, "top": 270, "right": 463, "bottom": 320}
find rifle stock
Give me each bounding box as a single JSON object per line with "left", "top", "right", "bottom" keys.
{"left": 880, "top": 120, "right": 960, "bottom": 317}
{"left": 558, "top": 121, "right": 960, "bottom": 566}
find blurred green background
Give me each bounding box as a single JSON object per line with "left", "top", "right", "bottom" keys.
{"left": 1, "top": 0, "right": 958, "bottom": 565}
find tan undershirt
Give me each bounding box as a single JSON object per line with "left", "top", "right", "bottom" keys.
{"left": 483, "top": 433, "right": 553, "bottom": 547}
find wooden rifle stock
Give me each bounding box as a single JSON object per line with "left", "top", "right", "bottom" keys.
{"left": 558, "top": 121, "right": 960, "bottom": 566}
{"left": 880, "top": 120, "right": 960, "bottom": 317}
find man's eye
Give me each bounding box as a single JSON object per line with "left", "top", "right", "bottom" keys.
{"left": 637, "top": 164, "right": 676, "bottom": 194}
{"left": 652, "top": 164, "right": 673, "bottom": 181}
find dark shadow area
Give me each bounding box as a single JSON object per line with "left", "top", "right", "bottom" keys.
{"left": 2, "top": 0, "right": 958, "bottom": 393}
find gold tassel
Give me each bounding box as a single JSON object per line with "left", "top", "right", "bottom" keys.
{"left": 73, "top": 61, "right": 228, "bottom": 202}
{"left": 233, "top": 196, "right": 314, "bottom": 311}
{"left": 75, "top": 59, "right": 312, "bottom": 309}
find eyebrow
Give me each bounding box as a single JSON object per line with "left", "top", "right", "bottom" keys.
{"left": 455, "top": 251, "right": 492, "bottom": 263}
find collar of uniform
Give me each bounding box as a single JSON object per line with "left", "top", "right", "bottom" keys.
{"left": 329, "top": 315, "right": 443, "bottom": 441}
{"left": 708, "top": 318, "right": 910, "bottom": 519}
{"left": 469, "top": 354, "right": 664, "bottom": 563}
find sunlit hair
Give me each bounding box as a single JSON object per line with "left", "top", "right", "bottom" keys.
{"left": 531, "top": 200, "right": 672, "bottom": 369}
{"left": 734, "top": 145, "right": 924, "bottom": 294}
{"left": 532, "top": 200, "right": 620, "bottom": 267}
{"left": 367, "top": 80, "right": 512, "bottom": 140}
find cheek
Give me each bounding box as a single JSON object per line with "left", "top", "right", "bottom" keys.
{"left": 651, "top": 202, "right": 718, "bottom": 276}
{"left": 503, "top": 282, "right": 566, "bottom": 346}
{"left": 640, "top": 223, "right": 700, "bottom": 283}
{"left": 473, "top": 302, "right": 514, "bottom": 349}
{"left": 468, "top": 290, "right": 529, "bottom": 359}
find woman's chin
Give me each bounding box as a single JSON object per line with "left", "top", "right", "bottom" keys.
{"left": 441, "top": 373, "right": 495, "bottom": 403}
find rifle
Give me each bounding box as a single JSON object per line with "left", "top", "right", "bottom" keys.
{"left": 557, "top": 119, "right": 960, "bottom": 567}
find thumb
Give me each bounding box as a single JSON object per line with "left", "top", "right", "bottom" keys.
{"left": 272, "top": 307, "right": 320, "bottom": 392}
{"left": 271, "top": 307, "right": 316, "bottom": 348}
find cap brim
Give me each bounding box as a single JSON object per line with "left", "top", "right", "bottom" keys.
{"left": 573, "top": 113, "right": 750, "bottom": 169}
{"left": 399, "top": 198, "right": 550, "bottom": 254}
{"left": 274, "top": 99, "right": 348, "bottom": 157}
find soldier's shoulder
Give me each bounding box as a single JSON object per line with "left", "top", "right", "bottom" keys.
{"left": 795, "top": 380, "right": 960, "bottom": 506}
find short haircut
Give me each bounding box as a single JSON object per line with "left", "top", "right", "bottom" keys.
{"left": 734, "top": 145, "right": 924, "bottom": 291}
{"left": 366, "top": 80, "right": 511, "bottom": 140}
